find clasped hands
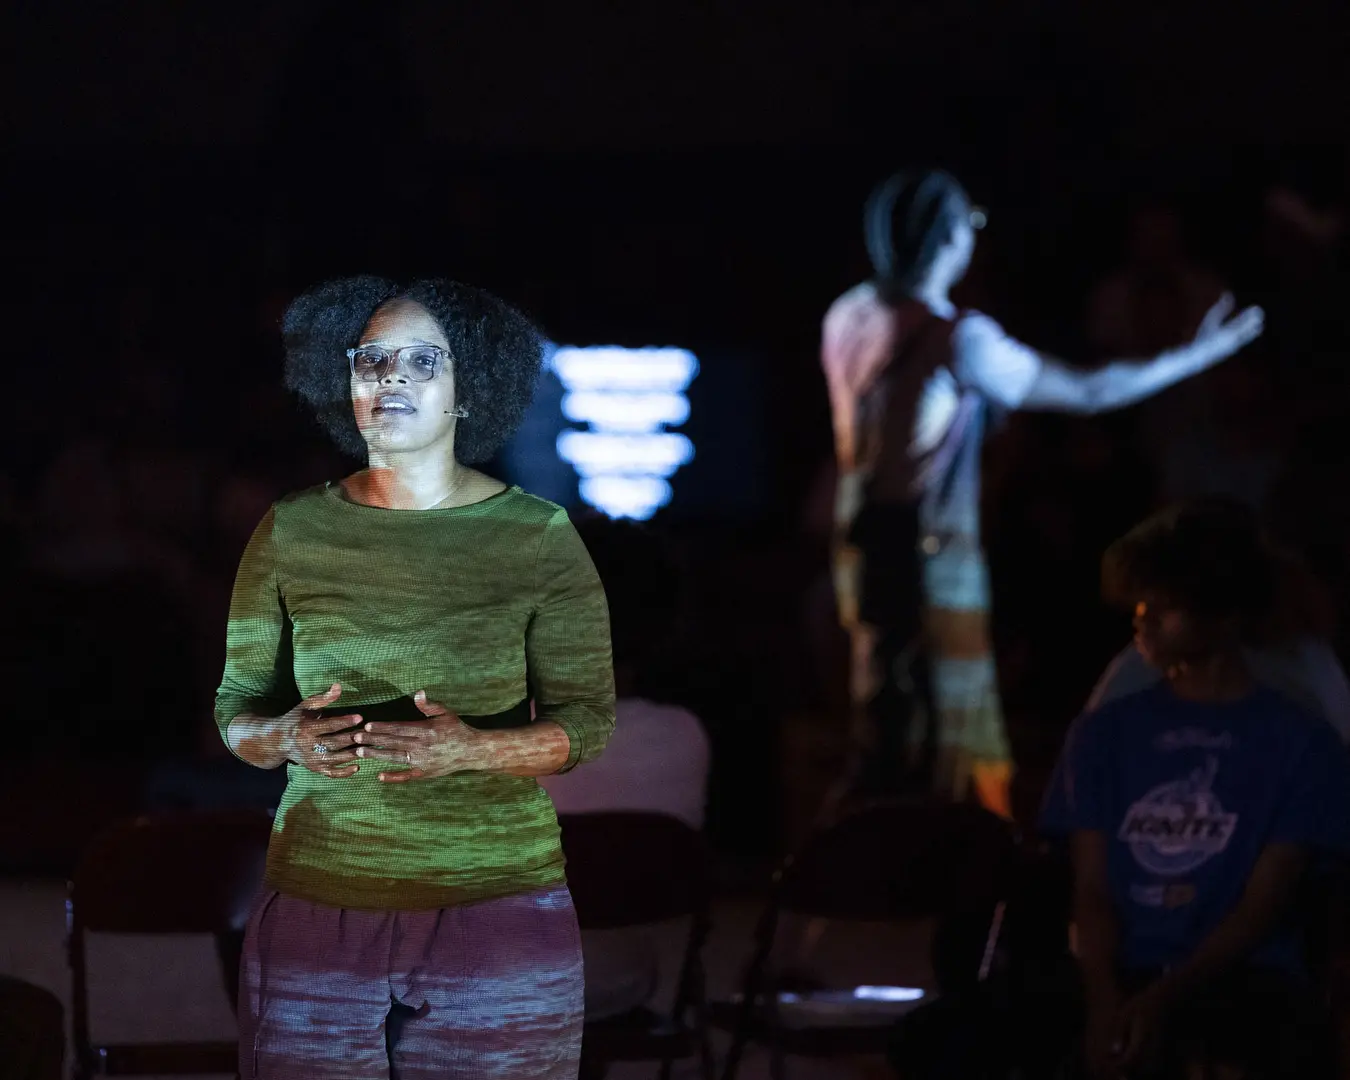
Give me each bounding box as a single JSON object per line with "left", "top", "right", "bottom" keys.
{"left": 1085, "top": 982, "right": 1173, "bottom": 1079}
{"left": 287, "top": 683, "right": 485, "bottom": 783}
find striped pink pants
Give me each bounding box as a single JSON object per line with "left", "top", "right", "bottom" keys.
{"left": 239, "top": 884, "right": 584, "bottom": 1080}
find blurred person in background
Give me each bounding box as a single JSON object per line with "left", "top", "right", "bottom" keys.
{"left": 144, "top": 460, "right": 298, "bottom": 1018}
{"left": 30, "top": 436, "right": 139, "bottom": 581}
{"left": 541, "top": 514, "right": 710, "bottom": 1024}
{"left": 1087, "top": 202, "right": 1227, "bottom": 361}
{"left": 1259, "top": 162, "right": 1350, "bottom": 598}
{"left": 1041, "top": 504, "right": 1350, "bottom": 1079}
{"left": 1087, "top": 202, "right": 1288, "bottom": 513}
{"left": 1087, "top": 498, "right": 1350, "bottom": 743}
{"left": 217, "top": 277, "right": 614, "bottom": 1080}
{"left": 22, "top": 436, "right": 198, "bottom": 759}
{"left": 823, "top": 168, "right": 1264, "bottom": 818}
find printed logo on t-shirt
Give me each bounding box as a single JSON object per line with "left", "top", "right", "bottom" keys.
{"left": 1154, "top": 728, "right": 1234, "bottom": 753}
{"left": 1118, "top": 757, "right": 1238, "bottom": 876}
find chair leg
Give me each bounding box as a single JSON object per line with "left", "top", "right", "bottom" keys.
{"left": 721, "top": 930, "right": 776, "bottom": 1080}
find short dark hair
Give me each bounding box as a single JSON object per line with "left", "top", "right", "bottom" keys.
{"left": 573, "top": 514, "right": 683, "bottom": 672}
{"left": 281, "top": 276, "right": 546, "bottom": 464}
{"left": 1102, "top": 498, "right": 1276, "bottom": 623}
{"left": 864, "top": 169, "right": 973, "bottom": 290}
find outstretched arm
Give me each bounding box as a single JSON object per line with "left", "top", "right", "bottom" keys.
{"left": 1018, "top": 294, "right": 1264, "bottom": 414}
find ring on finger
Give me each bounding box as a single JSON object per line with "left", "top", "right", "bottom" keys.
{"left": 405, "top": 750, "right": 412, "bottom": 765}
{"left": 313, "top": 743, "right": 330, "bottom": 755}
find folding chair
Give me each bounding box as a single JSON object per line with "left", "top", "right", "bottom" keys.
{"left": 67, "top": 809, "right": 273, "bottom": 1079}
{"left": 716, "top": 799, "right": 1020, "bottom": 1080}
{"left": 558, "top": 812, "right": 716, "bottom": 1080}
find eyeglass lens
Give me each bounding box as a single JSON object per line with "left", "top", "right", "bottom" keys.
{"left": 351, "top": 346, "right": 441, "bottom": 382}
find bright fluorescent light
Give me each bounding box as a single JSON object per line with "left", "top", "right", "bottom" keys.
{"left": 549, "top": 345, "right": 698, "bottom": 520}
{"left": 561, "top": 391, "right": 691, "bottom": 430}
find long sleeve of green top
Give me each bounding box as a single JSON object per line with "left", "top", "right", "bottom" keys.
{"left": 215, "top": 483, "right": 616, "bottom": 910}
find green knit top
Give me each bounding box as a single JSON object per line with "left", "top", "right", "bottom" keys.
{"left": 215, "top": 483, "right": 615, "bottom": 910}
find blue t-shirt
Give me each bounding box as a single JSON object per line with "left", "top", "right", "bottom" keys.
{"left": 1041, "top": 684, "right": 1350, "bottom": 972}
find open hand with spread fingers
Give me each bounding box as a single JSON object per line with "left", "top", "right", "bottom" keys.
{"left": 1193, "top": 291, "right": 1264, "bottom": 358}
{"left": 352, "top": 689, "right": 487, "bottom": 783}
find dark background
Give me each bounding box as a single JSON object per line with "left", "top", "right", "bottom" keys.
{"left": 3, "top": 0, "right": 1348, "bottom": 866}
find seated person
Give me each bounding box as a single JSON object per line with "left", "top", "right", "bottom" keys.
{"left": 1041, "top": 504, "right": 1350, "bottom": 1079}
{"left": 1087, "top": 498, "right": 1350, "bottom": 743}
{"left": 539, "top": 515, "right": 710, "bottom": 1021}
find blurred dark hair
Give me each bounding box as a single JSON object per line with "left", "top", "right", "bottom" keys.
{"left": 281, "top": 276, "right": 545, "bottom": 464}
{"left": 573, "top": 514, "right": 683, "bottom": 674}
{"left": 1102, "top": 498, "right": 1277, "bottom": 627}
{"left": 864, "top": 169, "right": 973, "bottom": 291}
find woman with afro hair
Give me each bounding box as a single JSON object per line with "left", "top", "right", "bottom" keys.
{"left": 216, "top": 276, "right": 615, "bottom": 1079}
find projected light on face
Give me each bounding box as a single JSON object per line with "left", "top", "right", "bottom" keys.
{"left": 550, "top": 346, "right": 698, "bottom": 520}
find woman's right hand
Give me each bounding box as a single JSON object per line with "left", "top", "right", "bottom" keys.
{"left": 280, "top": 683, "right": 364, "bottom": 779}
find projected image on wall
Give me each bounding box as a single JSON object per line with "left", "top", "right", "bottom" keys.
{"left": 551, "top": 346, "right": 698, "bottom": 520}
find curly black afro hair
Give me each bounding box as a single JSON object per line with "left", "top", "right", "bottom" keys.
{"left": 281, "top": 276, "right": 546, "bottom": 464}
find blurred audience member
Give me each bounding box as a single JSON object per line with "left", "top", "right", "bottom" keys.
{"left": 1263, "top": 183, "right": 1346, "bottom": 284}
{"left": 1042, "top": 502, "right": 1350, "bottom": 1079}
{"left": 1260, "top": 175, "right": 1350, "bottom": 442}
{"left": 30, "top": 436, "right": 139, "bottom": 579}
{"left": 22, "top": 437, "right": 198, "bottom": 758}
{"left": 1088, "top": 500, "right": 1350, "bottom": 742}
{"left": 1087, "top": 203, "right": 1226, "bottom": 360}
{"left": 124, "top": 445, "right": 211, "bottom": 545}
{"left": 541, "top": 514, "right": 709, "bottom": 1020}
{"left": 144, "top": 465, "right": 292, "bottom": 819}
{"left": 1087, "top": 202, "right": 1241, "bottom": 509}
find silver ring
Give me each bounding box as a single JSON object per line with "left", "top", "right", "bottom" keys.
{"left": 405, "top": 750, "right": 412, "bottom": 765}
{"left": 313, "top": 743, "right": 330, "bottom": 755}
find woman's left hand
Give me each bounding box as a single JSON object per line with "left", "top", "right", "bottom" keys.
{"left": 352, "top": 690, "right": 486, "bottom": 783}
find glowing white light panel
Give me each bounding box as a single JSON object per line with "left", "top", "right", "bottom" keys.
{"left": 549, "top": 346, "right": 699, "bottom": 520}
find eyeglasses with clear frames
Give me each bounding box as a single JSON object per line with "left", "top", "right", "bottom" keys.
{"left": 347, "top": 344, "right": 450, "bottom": 383}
